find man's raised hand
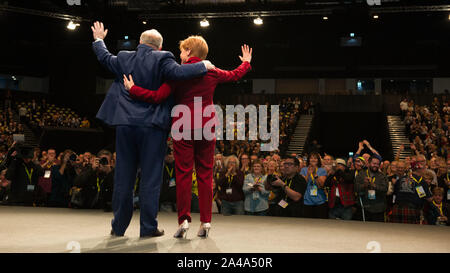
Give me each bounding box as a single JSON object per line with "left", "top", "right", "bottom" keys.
{"left": 91, "top": 21, "right": 108, "bottom": 40}
{"left": 239, "top": 44, "right": 252, "bottom": 63}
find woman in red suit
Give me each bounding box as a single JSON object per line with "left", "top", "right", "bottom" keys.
{"left": 123, "top": 36, "right": 252, "bottom": 238}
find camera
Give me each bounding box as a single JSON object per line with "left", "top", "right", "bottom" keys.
{"left": 99, "top": 157, "right": 109, "bottom": 166}
{"left": 13, "top": 145, "right": 34, "bottom": 159}
{"left": 266, "top": 174, "right": 279, "bottom": 188}
{"left": 69, "top": 153, "right": 77, "bottom": 162}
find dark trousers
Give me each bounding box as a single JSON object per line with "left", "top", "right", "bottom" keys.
{"left": 303, "top": 203, "right": 328, "bottom": 219}
{"left": 111, "top": 125, "right": 168, "bottom": 237}
{"left": 364, "top": 211, "right": 385, "bottom": 222}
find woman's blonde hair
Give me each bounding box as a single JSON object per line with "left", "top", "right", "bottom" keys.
{"left": 179, "top": 35, "right": 208, "bottom": 60}
{"left": 224, "top": 155, "right": 239, "bottom": 170}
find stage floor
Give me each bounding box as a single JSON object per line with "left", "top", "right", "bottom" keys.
{"left": 0, "top": 206, "right": 449, "bottom": 253}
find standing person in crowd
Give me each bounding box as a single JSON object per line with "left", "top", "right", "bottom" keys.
{"left": 355, "top": 156, "right": 388, "bottom": 222}
{"left": 72, "top": 150, "right": 114, "bottom": 210}
{"left": 267, "top": 156, "right": 307, "bottom": 217}
{"left": 437, "top": 161, "right": 450, "bottom": 204}
{"left": 49, "top": 150, "right": 78, "bottom": 207}
{"left": 325, "top": 159, "right": 355, "bottom": 220}
{"left": 159, "top": 149, "right": 177, "bottom": 212}
{"left": 5, "top": 146, "right": 44, "bottom": 206}
{"left": 243, "top": 159, "right": 269, "bottom": 216}
{"left": 216, "top": 155, "right": 245, "bottom": 216}
{"left": 301, "top": 152, "right": 328, "bottom": 219}
{"left": 391, "top": 158, "right": 432, "bottom": 224}
{"left": 240, "top": 154, "right": 251, "bottom": 176}
{"left": 0, "top": 168, "right": 11, "bottom": 202}
{"left": 322, "top": 154, "right": 334, "bottom": 175}
{"left": 425, "top": 187, "right": 449, "bottom": 226}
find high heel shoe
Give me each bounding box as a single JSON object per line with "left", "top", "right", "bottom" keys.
{"left": 174, "top": 220, "right": 189, "bottom": 239}
{"left": 197, "top": 223, "right": 211, "bottom": 238}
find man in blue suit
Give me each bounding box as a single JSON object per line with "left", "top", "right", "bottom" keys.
{"left": 91, "top": 21, "right": 215, "bottom": 238}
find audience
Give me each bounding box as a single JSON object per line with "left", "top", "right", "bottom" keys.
{"left": 243, "top": 159, "right": 269, "bottom": 216}
{"left": 301, "top": 153, "right": 328, "bottom": 219}
{"left": 216, "top": 155, "right": 245, "bottom": 216}
{"left": 0, "top": 94, "right": 447, "bottom": 232}
{"left": 267, "top": 156, "right": 306, "bottom": 217}
{"left": 355, "top": 156, "right": 388, "bottom": 222}
{"left": 325, "top": 158, "right": 355, "bottom": 220}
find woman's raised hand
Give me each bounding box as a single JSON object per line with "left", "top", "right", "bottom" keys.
{"left": 239, "top": 44, "right": 252, "bottom": 63}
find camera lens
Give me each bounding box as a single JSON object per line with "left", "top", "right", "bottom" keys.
{"left": 99, "top": 157, "right": 108, "bottom": 165}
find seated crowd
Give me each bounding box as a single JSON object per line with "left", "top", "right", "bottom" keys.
{"left": 16, "top": 99, "right": 91, "bottom": 135}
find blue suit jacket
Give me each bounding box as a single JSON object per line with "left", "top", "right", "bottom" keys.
{"left": 93, "top": 40, "right": 207, "bottom": 130}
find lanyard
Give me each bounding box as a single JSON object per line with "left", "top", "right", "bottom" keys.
{"left": 411, "top": 175, "right": 422, "bottom": 185}
{"left": 165, "top": 165, "right": 174, "bottom": 178}
{"left": 284, "top": 178, "right": 293, "bottom": 201}
{"left": 227, "top": 175, "right": 234, "bottom": 185}
{"left": 254, "top": 176, "right": 262, "bottom": 185}
{"left": 366, "top": 170, "right": 376, "bottom": 184}
{"left": 97, "top": 177, "right": 104, "bottom": 192}
{"left": 310, "top": 168, "right": 318, "bottom": 185}
{"left": 285, "top": 178, "right": 293, "bottom": 189}
{"left": 433, "top": 201, "right": 444, "bottom": 216}
{"left": 23, "top": 164, "right": 34, "bottom": 184}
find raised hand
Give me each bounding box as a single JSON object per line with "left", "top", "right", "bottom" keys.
{"left": 123, "top": 74, "right": 134, "bottom": 91}
{"left": 239, "top": 44, "right": 252, "bottom": 63}
{"left": 91, "top": 21, "right": 108, "bottom": 40}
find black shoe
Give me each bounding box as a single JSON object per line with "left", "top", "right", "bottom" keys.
{"left": 141, "top": 229, "right": 165, "bottom": 238}
{"left": 110, "top": 230, "right": 123, "bottom": 237}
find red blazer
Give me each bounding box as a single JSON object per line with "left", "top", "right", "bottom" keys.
{"left": 129, "top": 56, "right": 251, "bottom": 129}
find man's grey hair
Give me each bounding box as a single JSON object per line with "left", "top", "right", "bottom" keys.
{"left": 140, "top": 29, "right": 163, "bottom": 49}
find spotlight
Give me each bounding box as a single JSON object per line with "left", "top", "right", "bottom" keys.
{"left": 253, "top": 17, "right": 263, "bottom": 25}
{"left": 350, "top": 33, "right": 355, "bottom": 37}
{"left": 373, "top": 14, "right": 379, "bottom": 19}
{"left": 67, "top": 21, "right": 79, "bottom": 30}
{"left": 142, "top": 21, "right": 147, "bottom": 25}
{"left": 323, "top": 16, "right": 329, "bottom": 20}
{"left": 200, "top": 19, "right": 209, "bottom": 27}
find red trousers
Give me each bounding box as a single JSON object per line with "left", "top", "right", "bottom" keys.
{"left": 173, "top": 133, "right": 215, "bottom": 225}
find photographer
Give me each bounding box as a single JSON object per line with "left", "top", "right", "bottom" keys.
{"left": 5, "top": 145, "right": 44, "bottom": 206}
{"left": 72, "top": 149, "right": 114, "bottom": 211}
{"left": 266, "top": 156, "right": 307, "bottom": 217}
{"left": 325, "top": 159, "right": 355, "bottom": 220}
{"left": 48, "top": 149, "right": 78, "bottom": 207}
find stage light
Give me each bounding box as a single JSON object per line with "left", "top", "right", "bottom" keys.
{"left": 124, "top": 36, "right": 129, "bottom": 40}
{"left": 67, "top": 21, "right": 79, "bottom": 30}
{"left": 350, "top": 33, "right": 355, "bottom": 37}
{"left": 373, "top": 14, "right": 379, "bottom": 19}
{"left": 253, "top": 17, "right": 263, "bottom": 25}
{"left": 200, "top": 19, "right": 209, "bottom": 27}
{"left": 142, "top": 21, "right": 147, "bottom": 25}
{"left": 323, "top": 16, "right": 328, "bottom": 20}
